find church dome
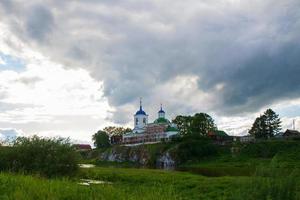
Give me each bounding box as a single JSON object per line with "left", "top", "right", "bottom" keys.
{"left": 135, "top": 98, "right": 147, "bottom": 115}
{"left": 135, "top": 108, "right": 146, "bottom": 115}
{"left": 158, "top": 109, "right": 165, "bottom": 114}
{"left": 158, "top": 104, "right": 165, "bottom": 113}
{"left": 154, "top": 117, "right": 170, "bottom": 124}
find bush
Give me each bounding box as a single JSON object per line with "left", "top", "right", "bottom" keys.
{"left": 0, "top": 136, "right": 80, "bottom": 177}
{"left": 240, "top": 140, "right": 300, "bottom": 158}
{"left": 234, "top": 163, "right": 299, "bottom": 200}
{"left": 92, "top": 130, "right": 110, "bottom": 149}
{"left": 174, "top": 136, "right": 218, "bottom": 163}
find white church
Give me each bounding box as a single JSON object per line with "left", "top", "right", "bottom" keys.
{"left": 122, "top": 99, "right": 179, "bottom": 145}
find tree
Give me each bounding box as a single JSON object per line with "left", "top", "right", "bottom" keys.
{"left": 103, "top": 126, "right": 132, "bottom": 136}
{"left": 190, "top": 113, "right": 217, "bottom": 136}
{"left": 264, "top": 109, "right": 281, "bottom": 137}
{"left": 249, "top": 109, "right": 281, "bottom": 139}
{"left": 172, "top": 115, "right": 192, "bottom": 136}
{"left": 173, "top": 113, "right": 217, "bottom": 136}
{"left": 249, "top": 116, "right": 267, "bottom": 139}
{"left": 0, "top": 136, "right": 79, "bottom": 177}
{"left": 92, "top": 130, "right": 110, "bottom": 148}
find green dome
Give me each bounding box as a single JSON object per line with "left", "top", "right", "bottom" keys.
{"left": 166, "top": 126, "right": 178, "bottom": 132}
{"left": 154, "top": 117, "right": 170, "bottom": 124}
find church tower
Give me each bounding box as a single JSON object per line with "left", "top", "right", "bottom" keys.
{"left": 158, "top": 104, "right": 165, "bottom": 118}
{"left": 133, "top": 98, "right": 148, "bottom": 130}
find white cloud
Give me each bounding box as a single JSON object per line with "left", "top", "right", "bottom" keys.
{"left": 0, "top": 24, "right": 113, "bottom": 142}
{"left": 0, "top": 0, "right": 300, "bottom": 139}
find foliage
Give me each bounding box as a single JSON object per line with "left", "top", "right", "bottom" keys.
{"left": 172, "top": 113, "right": 217, "bottom": 136}
{"left": 172, "top": 115, "right": 192, "bottom": 135}
{"left": 240, "top": 140, "right": 300, "bottom": 159}
{"left": 174, "top": 135, "right": 218, "bottom": 163}
{"left": 92, "top": 130, "right": 110, "bottom": 148}
{"left": 249, "top": 116, "right": 267, "bottom": 138}
{"left": 103, "top": 126, "right": 132, "bottom": 136}
{"left": 0, "top": 136, "right": 79, "bottom": 177}
{"left": 79, "top": 167, "right": 244, "bottom": 200}
{"left": 264, "top": 109, "right": 282, "bottom": 136}
{"left": 0, "top": 172, "right": 178, "bottom": 200}
{"left": 234, "top": 162, "right": 299, "bottom": 200}
{"left": 190, "top": 113, "right": 217, "bottom": 135}
{"left": 249, "top": 109, "right": 281, "bottom": 139}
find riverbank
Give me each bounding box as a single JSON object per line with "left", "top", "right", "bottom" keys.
{"left": 0, "top": 167, "right": 246, "bottom": 200}
{"left": 1, "top": 164, "right": 299, "bottom": 200}
{"left": 82, "top": 139, "right": 300, "bottom": 178}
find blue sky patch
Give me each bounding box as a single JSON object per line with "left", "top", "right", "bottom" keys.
{"left": 0, "top": 53, "right": 26, "bottom": 72}
{"left": 277, "top": 104, "right": 300, "bottom": 118}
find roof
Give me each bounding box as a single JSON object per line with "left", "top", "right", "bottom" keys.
{"left": 283, "top": 129, "right": 300, "bottom": 137}
{"left": 166, "top": 126, "right": 178, "bottom": 132}
{"left": 135, "top": 106, "right": 147, "bottom": 115}
{"left": 208, "top": 130, "right": 229, "bottom": 137}
{"left": 154, "top": 117, "right": 170, "bottom": 124}
{"left": 74, "top": 144, "right": 92, "bottom": 150}
{"left": 135, "top": 98, "right": 147, "bottom": 115}
{"left": 158, "top": 104, "right": 165, "bottom": 113}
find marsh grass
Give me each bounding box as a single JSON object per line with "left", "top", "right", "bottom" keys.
{"left": 0, "top": 172, "right": 179, "bottom": 200}
{"left": 233, "top": 159, "right": 300, "bottom": 200}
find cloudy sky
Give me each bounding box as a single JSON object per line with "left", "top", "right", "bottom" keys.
{"left": 0, "top": 0, "right": 300, "bottom": 143}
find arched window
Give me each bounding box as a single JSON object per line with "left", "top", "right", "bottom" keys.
{"left": 136, "top": 118, "right": 138, "bottom": 125}
{"left": 143, "top": 118, "right": 146, "bottom": 124}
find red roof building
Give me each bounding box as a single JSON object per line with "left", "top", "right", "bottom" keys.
{"left": 74, "top": 144, "right": 92, "bottom": 151}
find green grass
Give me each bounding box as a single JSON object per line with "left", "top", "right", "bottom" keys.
{"left": 1, "top": 140, "right": 300, "bottom": 199}
{"left": 0, "top": 167, "right": 247, "bottom": 200}
{"left": 0, "top": 172, "right": 179, "bottom": 200}
{"left": 178, "top": 140, "right": 300, "bottom": 177}
{"left": 77, "top": 167, "right": 248, "bottom": 199}
{"left": 0, "top": 165, "right": 299, "bottom": 200}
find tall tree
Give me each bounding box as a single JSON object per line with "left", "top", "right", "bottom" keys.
{"left": 190, "top": 113, "right": 217, "bottom": 136}
{"left": 172, "top": 115, "right": 192, "bottom": 136}
{"left": 103, "top": 126, "right": 132, "bottom": 136}
{"left": 249, "top": 115, "right": 267, "bottom": 138}
{"left": 249, "top": 109, "right": 281, "bottom": 139}
{"left": 264, "top": 109, "right": 281, "bottom": 137}
{"left": 173, "top": 113, "right": 217, "bottom": 136}
{"left": 92, "top": 130, "right": 110, "bottom": 148}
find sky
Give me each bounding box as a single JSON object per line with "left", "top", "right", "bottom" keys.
{"left": 0, "top": 0, "right": 300, "bottom": 144}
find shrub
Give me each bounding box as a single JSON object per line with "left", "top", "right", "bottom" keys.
{"left": 92, "top": 130, "right": 110, "bottom": 148}
{"left": 174, "top": 136, "right": 218, "bottom": 163}
{"left": 240, "top": 140, "right": 300, "bottom": 158}
{"left": 0, "top": 136, "right": 80, "bottom": 177}
{"left": 234, "top": 160, "right": 300, "bottom": 200}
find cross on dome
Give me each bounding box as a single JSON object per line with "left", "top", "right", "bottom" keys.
{"left": 135, "top": 97, "right": 147, "bottom": 115}
{"left": 158, "top": 103, "right": 165, "bottom": 113}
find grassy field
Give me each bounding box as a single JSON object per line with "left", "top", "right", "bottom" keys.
{"left": 0, "top": 167, "right": 248, "bottom": 200}
{"left": 1, "top": 165, "right": 299, "bottom": 200}
{"left": 1, "top": 140, "right": 300, "bottom": 199}
{"left": 0, "top": 173, "right": 179, "bottom": 200}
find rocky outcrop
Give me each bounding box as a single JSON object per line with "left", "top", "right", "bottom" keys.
{"left": 100, "top": 145, "right": 152, "bottom": 165}
{"left": 98, "top": 144, "right": 177, "bottom": 168}
{"left": 156, "top": 152, "right": 175, "bottom": 169}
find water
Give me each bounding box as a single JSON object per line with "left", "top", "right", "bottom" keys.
{"left": 78, "top": 179, "right": 112, "bottom": 186}
{"left": 78, "top": 164, "right": 95, "bottom": 168}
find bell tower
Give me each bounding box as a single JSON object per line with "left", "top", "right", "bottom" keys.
{"left": 133, "top": 98, "right": 148, "bottom": 130}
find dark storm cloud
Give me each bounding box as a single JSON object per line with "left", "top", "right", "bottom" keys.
{"left": 1, "top": 0, "right": 300, "bottom": 123}
{"left": 201, "top": 42, "right": 300, "bottom": 114}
